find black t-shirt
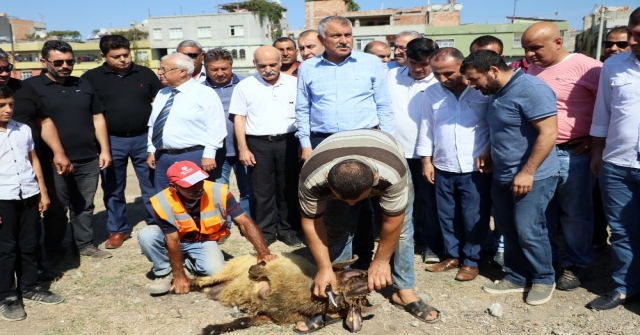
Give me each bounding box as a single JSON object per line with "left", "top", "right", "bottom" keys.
{"left": 81, "top": 63, "right": 163, "bottom": 136}
{"left": 7, "top": 78, "right": 50, "bottom": 155}
{"left": 25, "top": 72, "right": 105, "bottom": 161}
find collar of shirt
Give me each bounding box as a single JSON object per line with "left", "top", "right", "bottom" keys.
{"left": 193, "top": 67, "right": 207, "bottom": 83}
{"left": 318, "top": 51, "right": 357, "bottom": 66}
{"left": 203, "top": 73, "right": 242, "bottom": 89}
{"left": 495, "top": 68, "right": 524, "bottom": 96}
{"left": 399, "top": 66, "right": 436, "bottom": 84}
{"left": 100, "top": 62, "right": 139, "bottom": 76}
{"left": 173, "top": 78, "right": 196, "bottom": 92}
{"left": 254, "top": 72, "right": 287, "bottom": 87}
{"left": 38, "top": 71, "right": 80, "bottom": 87}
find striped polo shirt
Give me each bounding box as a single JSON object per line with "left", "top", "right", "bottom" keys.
{"left": 298, "top": 129, "right": 409, "bottom": 219}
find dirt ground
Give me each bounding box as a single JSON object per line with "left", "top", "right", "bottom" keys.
{"left": 2, "top": 164, "right": 640, "bottom": 335}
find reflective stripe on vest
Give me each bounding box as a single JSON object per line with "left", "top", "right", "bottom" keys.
{"left": 150, "top": 181, "right": 230, "bottom": 242}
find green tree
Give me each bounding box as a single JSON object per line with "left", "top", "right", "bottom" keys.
{"left": 47, "top": 30, "right": 82, "bottom": 41}
{"left": 239, "top": 0, "right": 286, "bottom": 41}
{"left": 110, "top": 28, "right": 149, "bottom": 41}
{"left": 345, "top": 0, "right": 360, "bottom": 11}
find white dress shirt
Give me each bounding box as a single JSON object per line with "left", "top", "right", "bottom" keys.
{"left": 386, "top": 67, "right": 437, "bottom": 158}
{"left": 229, "top": 73, "right": 298, "bottom": 136}
{"left": 193, "top": 67, "right": 207, "bottom": 84}
{"left": 147, "top": 79, "right": 226, "bottom": 158}
{"left": 590, "top": 51, "right": 640, "bottom": 168}
{"left": 0, "top": 120, "right": 39, "bottom": 200}
{"left": 416, "top": 84, "right": 491, "bottom": 173}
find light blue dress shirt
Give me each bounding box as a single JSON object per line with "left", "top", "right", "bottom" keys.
{"left": 295, "top": 51, "right": 394, "bottom": 148}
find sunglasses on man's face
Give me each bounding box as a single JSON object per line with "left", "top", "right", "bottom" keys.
{"left": 0, "top": 63, "right": 14, "bottom": 73}
{"left": 603, "top": 41, "right": 629, "bottom": 49}
{"left": 182, "top": 52, "right": 201, "bottom": 59}
{"left": 45, "top": 59, "right": 76, "bottom": 67}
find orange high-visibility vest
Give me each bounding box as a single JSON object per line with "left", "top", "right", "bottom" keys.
{"left": 150, "top": 181, "right": 230, "bottom": 242}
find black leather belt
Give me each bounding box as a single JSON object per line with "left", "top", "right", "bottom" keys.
{"left": 556, "top": 141, "right": 581, "bottom": 151}
{"left": 109, "top": 131, "right": 147, "bottom": 138}
{"left": 246, "top": 132, "right": 294, "bottom": 141}
{"left": 156, "top": 145, "right": 204, "bottom": 155}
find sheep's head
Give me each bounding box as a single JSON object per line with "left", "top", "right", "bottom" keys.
{"left": 331, "top": 256, "right": 372, "bottom": 333}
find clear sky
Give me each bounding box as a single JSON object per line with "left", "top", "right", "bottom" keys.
{"left": 4, "top": 0, "right": 637, "bottom": 40}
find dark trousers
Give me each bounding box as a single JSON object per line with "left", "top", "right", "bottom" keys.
{"left": 246, "top": 133, "right": 300, "bottom": 240}
{"left": 154, "top": 149, "right": 223, "bottom": 193}
{"left": 101, "top": 134, "right": 155, "bottom": 233}
{"left": 0, "top": 196, "right": 40, "bottom": 300}
{"left": 593, "top": 181, "right": 609, "bottom": 246}
{"left": 42, "top": 158, "right": 100, "bottom": 251}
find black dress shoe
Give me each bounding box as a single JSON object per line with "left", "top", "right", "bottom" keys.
{"left": 280, "top": 234, "right": 303, "bottom": 247}
{"left": 587, "top": 290, "right": 626, "bottom": 310}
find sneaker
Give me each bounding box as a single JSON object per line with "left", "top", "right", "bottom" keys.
{"left": 280, "top": 234, "right": 303, "bottom": 247}
{"left": 526, "top": 283, "right": 556, "bottom": 305}
{"left": 422, "top": 247, "right": 440, "bottom": 264}
{"left": 79, "top": 246, "right": 112, "bottom": 259}
{"left": 22, "top": 287, "right": 64, "bottom": 305}
{"left": 482, "top": 279, "right": 529, "bottom": 294}
{"left": 0, "top": 297, "right": 26, "bottom": 321}
{"left": 148, "top": 273, "right": 173, "bottom": 295}
{"left": 557, "top": 266, "right": 582, "bottom": 291}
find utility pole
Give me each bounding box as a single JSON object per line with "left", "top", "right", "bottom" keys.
{"left": 512, "top": 0, "right": 518, "bottom": 23}
{"left": 595, "top": 6, "right": 606, "bottom": 60}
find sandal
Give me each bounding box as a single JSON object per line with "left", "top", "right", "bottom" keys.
{"left": 292, "top": 313, "right": 342, "bottom": 334}
{"left": 393, "top": 299, "right": 440, "bottom": 323}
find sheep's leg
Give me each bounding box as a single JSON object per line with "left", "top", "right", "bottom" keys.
{"left": 201, "top": 315, "right": 272, "bottom": 335}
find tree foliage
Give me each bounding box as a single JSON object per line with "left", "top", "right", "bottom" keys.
{"left": 345, "top": 0, "right": 360, "bottom": 11}
{"left": 110, "top": 28, "right": 149, "bottom": 41}
{"left": 47, "top": 30, "right": 82, "bottom": 41}
{"left": 241, "top": 0, "right": 286, "bottom": 40}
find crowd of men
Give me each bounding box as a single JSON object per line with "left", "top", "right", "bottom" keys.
{"left": 1, "top": 7, "right": 639, "bottom": 330}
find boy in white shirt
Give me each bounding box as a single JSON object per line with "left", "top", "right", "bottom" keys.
{"left": 0, "top": 84, "right": 63, "bottom": 321}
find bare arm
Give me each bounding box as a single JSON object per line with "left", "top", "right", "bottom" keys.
{"left": 512, "top": 115, "right": 558, "bottom": 196}
{"left": 421, "top": 156, "right": 435, "bottom": 184}
{"left": 165, "top": 232, "right": 189, "bottom": 294}
{"left": 234, "top": 115, "right": 256, "bottom": 167}
{"left": 590, "top": 137, "right": 606, "bottom": 177}
{"left": 367, "top": 213, "right": 402, "bottom": 291}
{"left": 301, "top": 215, "right": 337, "bottom": 298}
{"left": 233, "top": 213, "right": 276, "bottom": 263}
{"left": 38, "top": 118, "right": 72, "bottom": 175}
{"left": 29, "top": 150, "right": 49, "bottom": 213}
{"left": 93, "top": 113, "right": 111, "bottom": 170}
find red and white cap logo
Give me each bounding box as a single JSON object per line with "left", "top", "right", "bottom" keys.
{"left": 167, "top": 161, "right": 209, "bottom": 187}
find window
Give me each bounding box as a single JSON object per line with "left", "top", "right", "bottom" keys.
{"left": 513, "top": 32, "right": 523, "bottom": 48}
{"left": 435, "top": 39, "right": 454, "bottom": 47}
{"left": 239, "top": 49, "right": 246, "bottom": 59}
{"left": 198, "top": 27, "right": 212, "bottom": 38}
{"left": 230, "top": 25, "right": 244, "bottom": 36}
{"left": 21, "top": 71, "right": 32, "bottom": 79}
{"left": 169, "top": 28, "right": 183, "bottom": 39}
{"left": 231, "top": 49, "right": 238, "bottom": 59}
{"left": 355, "top": 38, "right": 374, "bottom": 51}
{"left": 153, "top": 28, "right": 162, "bottom": 40}
{"left": 136, "top": 51, "right": 148, "bottom": 61}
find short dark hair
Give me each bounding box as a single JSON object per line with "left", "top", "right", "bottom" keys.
{"left": 0, "top": 84, "right": 14, "bottom": 99}
{"left": 99, "top": 35, "right": 130, "bottom": 54}
{"left": 406, "top": 38, "right": 438, "bottom": 61}
{"left": 273, "top": 37, "right": 297, "bottom": 49}
{"left": 606, "top": 26, "right": 629, "bottom": 39}
{"left": 460, "top": 50, "right": 511, "bottom": 74}
{"left": 629, "top": 6, "right": 640, "bottom": 26}
{"left": 430, "top": 47, "right": 465, "bottom": 63}
{"left": 470, "top": 35, "right": 504, "bottom": 55}
{"left": 42, "top": 40, "right": 73, "bottom": 59}
{"left": 204, "top": 48, "right": 234, "bottom": 65}
{"left": 327, "top": 159, "right": 374, "bottom": 200}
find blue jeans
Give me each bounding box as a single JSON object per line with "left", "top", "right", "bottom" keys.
{"left": 324, "top": 178, "right": 416, "bottom": 290}
{"left": 216, "top": 156, "right": 255, "bottom": 220}
{"left": 435, "top": 170, "right": 491, "bottom": 267}
{"left": 137, "top": 225, "right": 225, "bottom": 277}
{"left": 545, "top": 148, "right": 594, "bottom": 267}
{"left": 599, "top": 162, "right": 640, "bottom": 296}
{"left": 101, "top": 134, "right": 156, "bottom": 233}
{"left": 492, "top": 176, "right": 558, "bottom": 286}
{"left": 406, "top": 159, "right": 442, "bottom": 253}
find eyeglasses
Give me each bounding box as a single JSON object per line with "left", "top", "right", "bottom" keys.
{"left": 395, "top": 45, "right": 407, "bottom": 51}
{"left": 0, "top": 63, "right": 14, "bottom": 73}
{"left": 181, "top": 52, "right": 201, "bottom": 59}
{"left": 603, "top": 41, "right": 629, "bottom": 49}
{"left": 45, "top": 59, "right": 76, "bottom": 67}
{"left": 158, "top": 67, "right": 180, "bottom": 74}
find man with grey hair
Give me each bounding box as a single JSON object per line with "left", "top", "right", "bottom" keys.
{"left": 229, "top": 46, "right": 301, "bottom": 246}
{"left": 177, "top": 40, "right": 206, "bottom": 83}
{"left": 202, "top": 48, "right": 255, "bottom": 219}
{"left": 388, "top": 30, "right": 423, "bottom": 69}
{"left": 146, "top": 53, "right": 226, "bottom": 191}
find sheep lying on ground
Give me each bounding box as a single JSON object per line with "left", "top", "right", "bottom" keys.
{"left": 191, "top": 252, "right": 374, "bottom": 334}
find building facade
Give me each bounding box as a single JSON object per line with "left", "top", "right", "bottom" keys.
{"left": 574, "top": 5, "right": 632, "bottom": 60}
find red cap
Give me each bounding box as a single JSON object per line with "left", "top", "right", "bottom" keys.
{"left": 167, "top": 161, "right": 209, "bottom": 188}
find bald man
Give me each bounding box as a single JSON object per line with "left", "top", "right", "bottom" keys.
{"left": 523, "top": 22, "right": 602, "bottom": 292}
{"left": 229, "top": 46, "right": 302, "bottom": 247}
{"left": 297, "top": 30, "right": 325, "bottom": 61}
{"left": 364, "top": 41, "right": 391, "bottom": 63}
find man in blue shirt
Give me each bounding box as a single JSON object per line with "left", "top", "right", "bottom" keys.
{"left": 201, "top": 48, "right": 254, "bottom": 220}
{"left": 462, "top": 50, "right": 560, "bottom": 306}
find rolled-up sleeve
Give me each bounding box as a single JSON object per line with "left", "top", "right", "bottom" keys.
{"left": 202, "top": 91, "right": 226, "bottom": 158}
{"left": 416, "top": 92, "right": 434, "bottom": 157}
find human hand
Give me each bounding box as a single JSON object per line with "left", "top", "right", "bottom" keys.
{"left": 421, "top": 159, "right": 435, "bottom": 184}
{"left": 300, "top": 147, "right": 313, "bottom": 162}
{"left": 39, "top": 192, "right": 50, "bottom": 213}
{"left": 366, "top": 259, "right": 392, "bottom": 291}
{"left": 239, "top": 149, "right": 256, "bottom": 167}
{"left": 146, "top": 153, "right": 156, "bottom": 169}
{"left": 512, "top": 171, "right": 534, "bottom": 196}
{"left": 99, "top": 152, "right": 112, "bottom": 170}
{"left": 568, "top": 137, "right": 592, "bottom": 156}
{"left": 170, "top": 273, "right": 191, "bottom": 294}
{"left": 257, "top": 253, "right": 278, "bottom": 263}
{"left": 201, "top": 157, "right": 217, "bottom": 172}
{"left": 312, "top": 268, "right": 337, "bottom": 298}
{"left": 53, "top": 154, "right": 73, "bottom": 175}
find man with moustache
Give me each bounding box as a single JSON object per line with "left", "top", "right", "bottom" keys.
{"left": 462, "top": 50, "right": 559, "bottom": 305}
{"left": 177, "top": 40, "right": 206, "bottom": 83}
{"left": 364, "top": 41, "right": 392, "bottom": 63}
{"left": 523, "top": 22, "right": 602, "bottom": 291}
{"left": 273, "top": 37, "right": 301, "bottom": 76}
{"left": 602, "top": 26, "right": 631, "bottom": 61}
{"left": 229, "top": 46, "right": 301, "bottom": 247}
{"left": 25, "top": 40, "right": 113, "bottom": 260}
{"left": 81, "top": 35, "right": 163, "bottom": 249}
{"left": 297, "top": 30, "right": 325, "bottom": 61}
{"left": 386, "top": 30, "right": 423, "bottom": 70}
